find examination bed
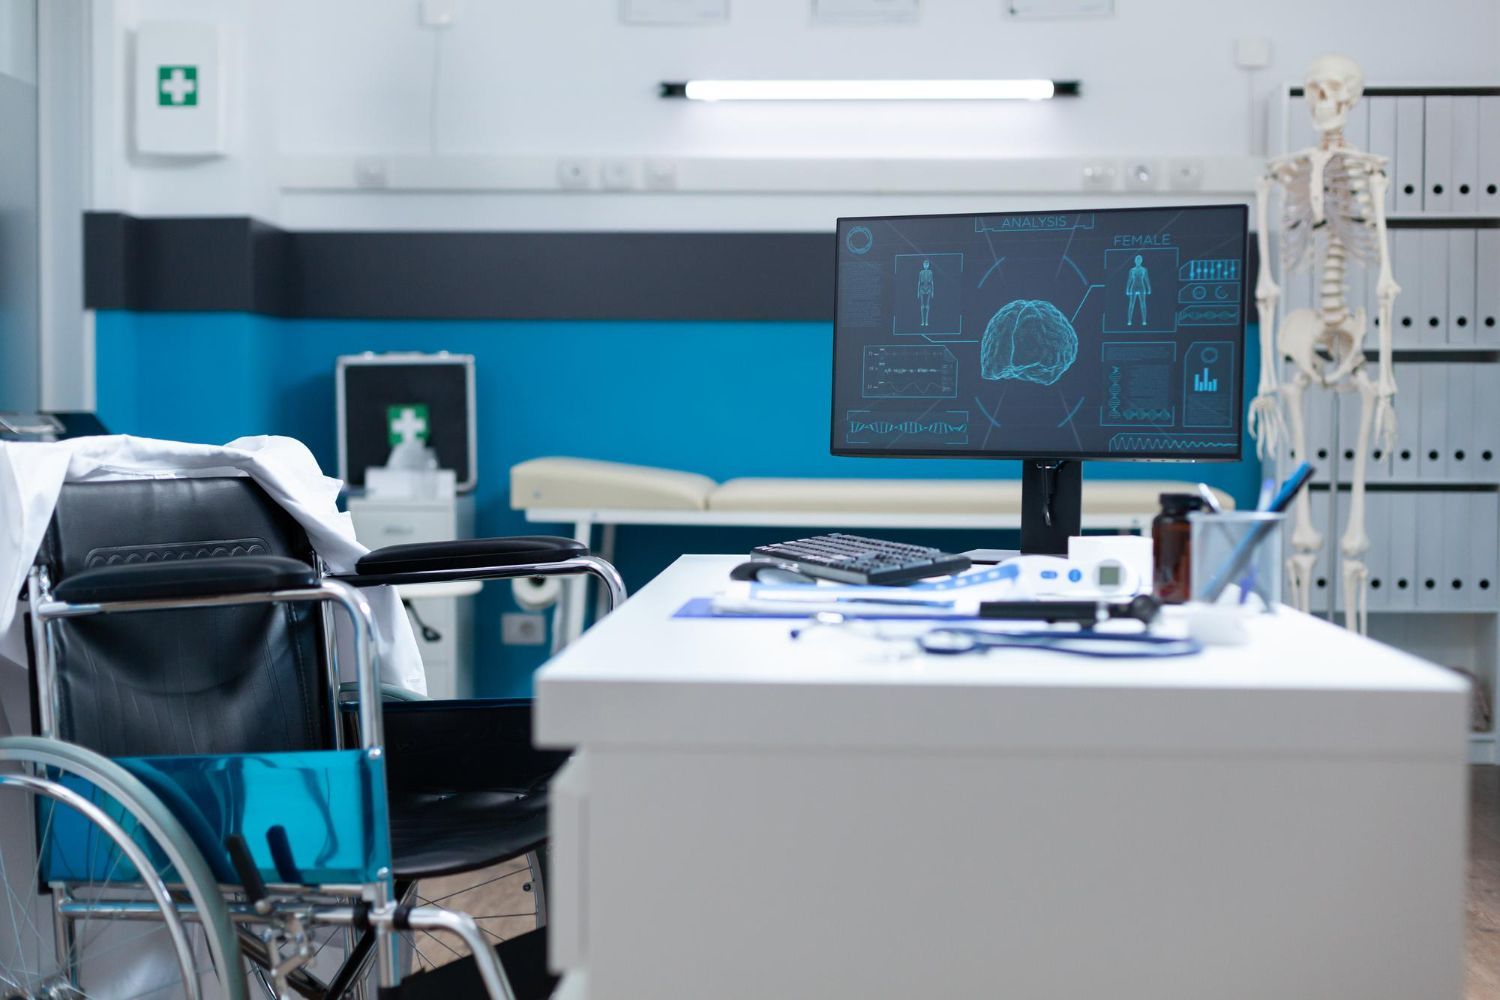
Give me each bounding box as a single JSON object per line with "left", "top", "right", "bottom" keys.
{"left": 511, "top": 456, "right": 1234, "bottom": 644}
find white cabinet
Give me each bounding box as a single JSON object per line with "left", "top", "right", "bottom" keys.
{"left": 348, "top": 494, "right": 477, "bottom": 699}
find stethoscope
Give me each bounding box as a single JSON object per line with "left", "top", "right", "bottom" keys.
{"left": 791, "top": 612, "right": 1202, "bottom": 659}
{"left": 915, "top": 627, "right": 1202, "bottom": 658}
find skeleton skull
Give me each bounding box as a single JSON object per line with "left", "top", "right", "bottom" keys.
{"left": 1304, "top": 54, "right": 1364, "bottom": 136}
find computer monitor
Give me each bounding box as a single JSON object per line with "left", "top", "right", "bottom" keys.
{"left": 832, "top": 205, "right": 1249, "bottom": 553}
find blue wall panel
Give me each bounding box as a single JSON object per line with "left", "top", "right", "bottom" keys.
{"left": 95, "top": 311, "right": 1264, "bottom": 695}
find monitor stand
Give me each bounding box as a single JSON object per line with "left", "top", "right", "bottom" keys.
{"left": 1019, "top": 459, "right": 1082, "bottom": 555}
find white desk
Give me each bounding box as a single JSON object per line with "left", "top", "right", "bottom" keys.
{"left": 535, "top": 556, "right": 1471, "bottom": 1000}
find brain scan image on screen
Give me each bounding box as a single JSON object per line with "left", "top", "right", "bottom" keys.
{"left": 980, "top": 299, "right": 1078, "bottom": 386}
{"left": 832, "top": 206, "right": 1247, "bottom": 460}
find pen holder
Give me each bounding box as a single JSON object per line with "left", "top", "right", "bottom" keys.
{"left": 1189, "top": 511, "right": 1285, "bottom": 612}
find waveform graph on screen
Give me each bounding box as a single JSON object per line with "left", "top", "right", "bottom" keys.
{"left": 846, "top": 409, "right": 970, "bottom": 447}
{"left": 862, "top": 345, "right": 959, "bottom": 399}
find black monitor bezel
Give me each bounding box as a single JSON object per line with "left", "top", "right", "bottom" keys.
{"left": 829, "top": 203, "right": 1250, "bottom": 463}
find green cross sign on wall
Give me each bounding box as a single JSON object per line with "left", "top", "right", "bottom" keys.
{"left": 157, "top": 66, "right": 198, "bottom": 106}
{"left": 388, "top": 405, "right": 430, "bottom": 445}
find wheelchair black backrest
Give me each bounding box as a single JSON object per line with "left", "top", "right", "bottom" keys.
{"left": 33, "top": 476, "right": 334, "bottom": 757}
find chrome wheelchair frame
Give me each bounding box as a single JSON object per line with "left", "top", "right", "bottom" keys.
{"left": 13, "top": 545, "right": 627, "bottom": 1000}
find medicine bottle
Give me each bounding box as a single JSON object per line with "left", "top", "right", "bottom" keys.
{"left": 1152, "top": 493, "right": 1204, "bottom": 604}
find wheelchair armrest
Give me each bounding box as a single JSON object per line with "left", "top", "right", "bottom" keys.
{"left": 347, "top": 536, "right": 586, "bottom": 583}
{"left": 51, "top": 555, "right": 318, "bottom": 604}
{"left": 334, "top": 535, "right": 628, "bottom": 612}
{"left": 376, "top": 698, "right": 569, "bottom": 795}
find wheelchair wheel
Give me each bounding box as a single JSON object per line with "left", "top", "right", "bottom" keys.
{"left": 0, "top": 737, "right": 246, "bottom": 1000}
{"left": 400, "top": 848, "right": 547, "bottom": 975}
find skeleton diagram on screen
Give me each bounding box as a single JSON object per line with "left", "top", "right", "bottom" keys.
{"left": 1125, "top": 255, "right": 1151, "bottom": 326}
{"left": 917, "top": 260, "right": 935, "bottom": 327}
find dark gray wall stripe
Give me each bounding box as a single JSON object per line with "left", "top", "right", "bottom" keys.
{"left": 85, "top": 212, "right": 834, "bottom": 321}
{"left": 84, "top": 211, "right": 1262, "bottom": 323}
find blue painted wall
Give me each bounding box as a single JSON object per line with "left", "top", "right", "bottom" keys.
{"left": 95, "top": 311, "right": 1264, "bottom": 694}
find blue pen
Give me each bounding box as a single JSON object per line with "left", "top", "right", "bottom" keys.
{"left": 1203, "top": 462, "right": 1315, "bottom": 602}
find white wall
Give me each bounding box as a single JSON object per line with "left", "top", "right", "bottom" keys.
{"left": 90, "top": 0, "right": 1500, "bottom": 230}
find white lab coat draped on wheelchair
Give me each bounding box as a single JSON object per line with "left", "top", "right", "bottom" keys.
{"left": 0, "top": 433, "right": 428, "bottom": 723}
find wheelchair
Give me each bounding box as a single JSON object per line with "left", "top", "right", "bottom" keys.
{"left": 0, "top": 475, "right": 624, "bottom": 999}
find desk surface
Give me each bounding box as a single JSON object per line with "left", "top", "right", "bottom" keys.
{"left": 535, "top": 555, "right": 1469, "bottom": 757}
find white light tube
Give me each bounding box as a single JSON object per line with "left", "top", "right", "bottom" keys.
{"left": 679, "top": 79, "right": 1061, "bottom": 102}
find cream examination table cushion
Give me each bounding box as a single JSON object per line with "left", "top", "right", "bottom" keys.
{"left": 512, "top": 457, "right": 1234, "bottom": 647}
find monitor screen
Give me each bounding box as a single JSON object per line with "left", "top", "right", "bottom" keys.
{"left": 831, "top": 205, "right": 1248, "bottom": 461}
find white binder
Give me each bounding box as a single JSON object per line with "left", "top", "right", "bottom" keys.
{"left": 1445, "top": 364, "right": 1475, "bottom": 477}
{"left": 1393, "top": 97, "right": 1425, "bottom": 214}
{"left": 1368, "top": 96, "right": 1398, "bottom": 169}
{"left": 1386, "top": 491, "right": 1418, "bottom": 611}
{"left": 1442, "top": 492, "right": 1469, "bottom": 604}
{"left": 1392, "top": 361, "right": 1422, "bottom": 481}
{"left": 1361, "top": 491, "right": 1389, "bottom": 613}
{"left": 1475, "top": 364, "right": 1500, "bottom": 480}
{"left": 1447, "top": 229, "right": 1477, "bottom": 346}
{"left": 1419, "top": 229, "right": 1449, "bottom": 344}
{"left": 1418, "top": 364, "right": 1448, "bottom": 481}
{"left": 1478, "top": 230, "right": 1500, "bottom": 347}
{"left": 1415, "top": 488, "right": 1446, "bottom": 608}
{"left": 1390, "top": 229, "right": 1421, "bottom": 347}
{"left": 1451, "top": 96, "right": 1481, "bottom": 214}
{"left": 1472, "top": 492, "right": 1500, "bottom": 610}
{"left": 1423, "top": 96, "right": 1454, "bottom": 212}
{"left": 1480, "top": 95, "right": 1500, "bottom": 212}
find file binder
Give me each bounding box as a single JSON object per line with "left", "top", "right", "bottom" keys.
{"left": 1452, "top": 96, "right": 1481, "bottom": 215}
{"left": 1386, "top": 491, "right": 1418, "bottom": 611}
{"left": 1423, "top": 96, "right": 1454, "bottom": 212}
{"left": 1447, "top": 229, "right": 1477, "bottom": 346}
{"left": 1418, "top": 364, "right": 1448, "bottom": 481}
{"left": 1394, "top": 97, "right": 1425, "bottom": 214}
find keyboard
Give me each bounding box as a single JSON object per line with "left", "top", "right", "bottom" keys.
{"left": 750, "top": 533, "right": 972, "bottom": 586}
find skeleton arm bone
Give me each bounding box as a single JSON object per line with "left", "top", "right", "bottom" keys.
{"left": 1249, "top": 173, "right": 1285, "bottom": 456}
{"left": 1366, "top": 166, "right": 1399, "bottom": 451}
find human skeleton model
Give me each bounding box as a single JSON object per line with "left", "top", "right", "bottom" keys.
{"left": 1248, "top": 54, "right": 1399, "bottom": 635}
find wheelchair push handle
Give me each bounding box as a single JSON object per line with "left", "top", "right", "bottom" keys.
{"left": 225, "top": 834, "right": 271, "bottom": 912}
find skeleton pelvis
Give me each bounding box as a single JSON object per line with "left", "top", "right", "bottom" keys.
{"left": 1280, "top": 306, "right": 1366, "bottom": 385}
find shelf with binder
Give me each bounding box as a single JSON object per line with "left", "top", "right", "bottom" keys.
{"left": 1272, "top": 80, "right": 1500, "bottom": 762}
{"left": 1280, "top": 83, "right": 1500, "bottom": 220}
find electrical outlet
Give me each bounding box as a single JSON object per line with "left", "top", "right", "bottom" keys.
{"left": 1168, "top": 158, "right": 1205, "bottom": 190}
{"left": 643, "top": 158, "right": 678, "bottom": 191}
{"left": 354, "top": 157, "right": 389, "bottom": 189}
{"left": 1080, "top": 160, "right": 1116, "bottom": 190}
{"left": 557, "top": 158, "right": 596, "bottom": 190}
{"left": 602, "top": 158, "right": 639, "bottom": 191}
{"left": 1122, "top": 160, "right": 1158, "bottom": 191}
{"left": 502, "top": 613, "right": 547, "bottom": 646}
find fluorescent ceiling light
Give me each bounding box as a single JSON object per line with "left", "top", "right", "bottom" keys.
{"left": 661, "top": 79, "right": 1078, "bottom": 101}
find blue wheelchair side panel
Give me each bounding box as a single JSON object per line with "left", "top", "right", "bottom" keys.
{"left": 39, "top": 750, "right": 392, "bottom": 888}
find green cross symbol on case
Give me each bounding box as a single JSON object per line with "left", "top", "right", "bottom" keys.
{"left": 158, "top": 66, "right": 198, "bottom": 106}
{"left": 388, "top": 405, "right": 430, "bottom": 445}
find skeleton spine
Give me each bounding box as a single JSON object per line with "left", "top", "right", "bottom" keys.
{"left": 1320, "top": 237, "right": 1349, "bottom": 326}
